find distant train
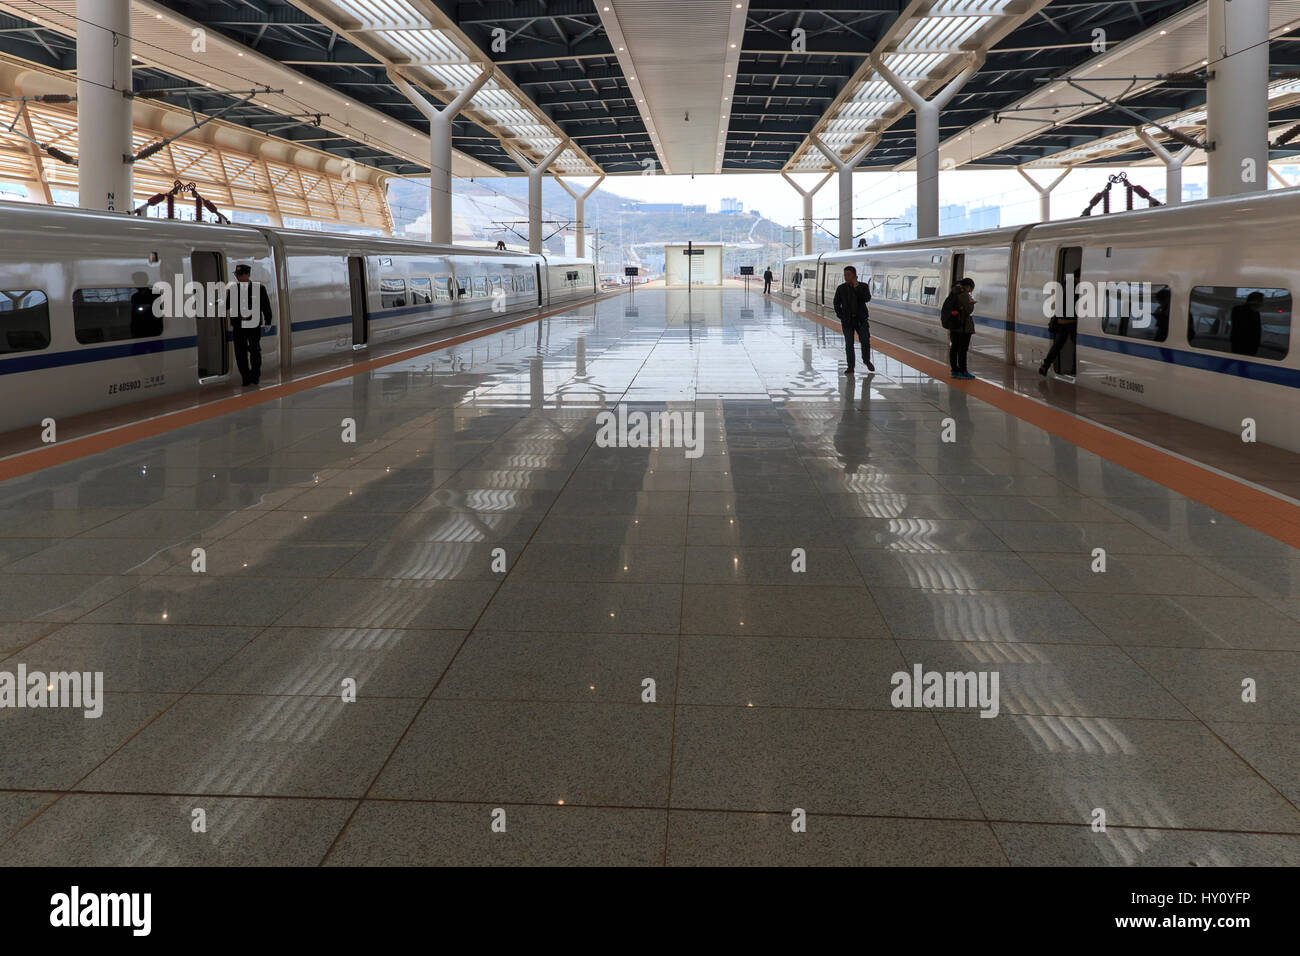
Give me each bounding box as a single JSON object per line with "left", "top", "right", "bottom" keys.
{"left": 0, "top": 201, "right": 598, "bottom": 434}
{"left": 777, "top": 187, "right": 1300, "bottom": 454}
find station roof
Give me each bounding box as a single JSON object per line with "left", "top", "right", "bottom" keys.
{"left": 0, "top": 0, "right": 1299, "bottom": 183}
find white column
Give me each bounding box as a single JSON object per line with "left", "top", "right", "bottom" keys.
{"left": 506, "top": 141, "right": 567, "bottom": 254}
{"left": 77, "top": 0, "right": 132, "bottom": 211}
{"left": 809, "top": 134, "right": 874, "bottom": 249}
{"left": 388, "top": 66, "right": 492, "bottom": 244}
{"left": 1016, "top": 166, "right": 1072, "bottom": 220}
{"left": 781, "top": 170, "right": 833, "bottom": 254}
{"left": 872, "top": 54, "right": 983, "bottom": 238}
{"left": 1134, "top": 128, "right": 1194, "bottom": 205}
{"left": 1206, "top": 0, "right": 1268, "bottom": 197}
{"left": 1268, "top": 164, "right": 1292, "bottom": 188}
{"left": 553, "top": 172, "right": 605, "bottom": 257}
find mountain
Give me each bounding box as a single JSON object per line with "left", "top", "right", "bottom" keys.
{"left": 388, "top": 175, "right": 837, "bottom": 269}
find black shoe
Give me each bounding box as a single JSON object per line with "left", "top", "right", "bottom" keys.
{"left": 845, "top": 367, "right": 855, "bottom": 375}
{"left": 865, "top": 358, "right": 875, "bottom": 372}
{"left": 241, "top": 378, "right": 251, "bottom": 386}
{"left": 1038, "top": 364, "right": 1048, "bottom": 376}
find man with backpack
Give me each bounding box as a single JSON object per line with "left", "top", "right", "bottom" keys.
{"left": 940, "top": 277, "right": 976, "bottom": 380}
{"left": 832, "top": 265, "right": 874, "bottom": 374}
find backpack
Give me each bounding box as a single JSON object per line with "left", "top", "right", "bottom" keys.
{"left": 939, "top": 291, "right": 962, "bottom": 330}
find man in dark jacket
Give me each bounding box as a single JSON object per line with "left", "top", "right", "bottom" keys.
{"left": 762, "top": 267, "right": 773, "bottom": 294}
{"left": 227, "top": 264, "right": 273, "bottom": 386}
{"left": 832, "top": 265, "right": 874, "bottom": 374}
{"left": 944, "top": 278, "right": 976, "bottom": 379}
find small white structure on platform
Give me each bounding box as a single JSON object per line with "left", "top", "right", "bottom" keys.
{"left": 664, "top": 242, "right": 723, "bottom": 288}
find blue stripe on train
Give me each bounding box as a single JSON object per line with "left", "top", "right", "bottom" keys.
{"left": 0, "top": 297, "right": 477, "bottom": 376}
{"left": 867, "top": 298, "right": 1300, "bottom": 389}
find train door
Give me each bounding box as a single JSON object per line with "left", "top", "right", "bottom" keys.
{"left": 1053, "top": 246, "right": 1082, "bottom": 376}
{"left": 536, "top": 264, "right": 543, "bottom": 307}
{"left": 347, "top": 255, "right": 368, "bottom": 348}
{"left": 950, "top": 252, "right": 965, "bottom": 288}
{"left": 191, "top": 251, "right": 228, "bottom": 380}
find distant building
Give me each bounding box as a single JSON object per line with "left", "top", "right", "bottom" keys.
{"left": 720, "top": 197, "right": 743, "bottom": 214}
{"left": 634, "top": 202, "right": 706, "bottom": 214}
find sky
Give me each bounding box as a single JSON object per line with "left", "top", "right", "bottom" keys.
{"left": 558, "top": 165, "right": 1219, "bottom": 232}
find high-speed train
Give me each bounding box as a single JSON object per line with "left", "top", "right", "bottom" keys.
{"left": 0, "top": 200, "right": 599, "bottom": 434}
{"left": 778, "top": 187, "right": 1300, "bottom": 454}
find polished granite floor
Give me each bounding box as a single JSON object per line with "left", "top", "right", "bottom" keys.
{"left": 1, "top": 288, "right": 1297, "bottom": 866}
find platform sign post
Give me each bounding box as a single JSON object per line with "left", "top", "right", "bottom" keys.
{"left": 625, "top": 266, "right": 639, "bottom": 293}
{"left": 682, "top": 241, "right": 705, "bottom": 291}
{"left": 739, "top": 265, "right": 754, "bottom": 296}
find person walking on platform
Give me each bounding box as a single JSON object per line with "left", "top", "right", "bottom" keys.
{"left": 763, "top": 267, "right": 774, "bottom": 294}
{"left": 833, "top": 265, "right": 874, "bottom": 374}
{"left": 941, "top": 278, "right": 976, "bottom": 379}
{"left": 227, "top": 264, "right": 272, "bottom": 387}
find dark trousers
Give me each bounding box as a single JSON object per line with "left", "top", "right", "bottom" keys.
{"left": 1042, "top": 323, "right": 1076, "bottom": 369}
{"left": 233, "top": 326, "right": 262, "bottom": 384}
{"left": 763, "top": 279, "right": 772, "bottom": 293}
{"left": 841, "top": 318, "right": 870, "bottom": 368}
{"left": 949, "top": 331, "right": 972, "bottom": 373}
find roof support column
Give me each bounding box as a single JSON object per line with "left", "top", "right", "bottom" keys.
{"left": 872, "top": 54, "right": 983, "bottom": 239}
{"left": 781, "top": 171, "right": 833, "bottom": 255}
{"left": 1134, "top": 128, "right": 1194, "bottom": 205}
{"left": 809, "top": 134, "right": 874, "bottom": 250}
{"left": 1268, "top": 164, "right": 1291, "bottom": 188}
{"left": 77, "top": 0, "right": 132, "bottom": 211}
{"left": 387, "top": 66, "right": 492, "bottom": 245}
{"left": 506, "top": 141, "right": 567, "bottom": 254}
{"left": 553, "top": 172, "right": 605, "bottom": 258}
{"left": 1016, "top": 166, "right": 1072, "bottom": 221}
{"left": 1206, "top": 0, "right": 1268, "bottom": 197}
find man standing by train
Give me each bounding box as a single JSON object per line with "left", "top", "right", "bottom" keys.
{"left": 833, "top": 265, "right": 874, "bottom": 374}
{"left": 227, "top": 264, "right": 273, "bottom": 387}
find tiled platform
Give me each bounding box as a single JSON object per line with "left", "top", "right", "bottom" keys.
{"left": 1, "top": 288, "right": 1297, "bottom": 866}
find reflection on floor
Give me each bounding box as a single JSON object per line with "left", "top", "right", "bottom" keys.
{"left": 0, "top": 288, "right": 1297, "bottom": 866}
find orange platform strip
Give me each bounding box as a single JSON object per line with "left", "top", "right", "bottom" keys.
{"left": 0, "top": 295, "right": 612, "bottom": 483}
{"left": 800, "top": 308, "right": 1300, "bottom": 551}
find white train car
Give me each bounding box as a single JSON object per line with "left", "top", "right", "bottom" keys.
{"left": 0, "top": 201, "right": 599, "bottom": 435}
{"left": 775, "top": 188, "right": 1300, "bottom": 453}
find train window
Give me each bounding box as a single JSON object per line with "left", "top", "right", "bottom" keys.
{"left": 869, "top": 276, "right": 883, "bottom": 297}
{"left": 472, "top": 276, "right": 488, "bottom": 298}
{"left": 901, "top": 275, "right": 918, "bottom": 302}
{"left": 1187, "top": 285, "right": 1290, "bottom": 360}
{"left": 409, "top": 278, "right": 432, "bottom": 304}
{"left": 885, "top": 275, "right": 900, "bottom": 300}
{"left": 72, "top": 287, "right": 163, "bottom": 344}
{"left": 0, "top": 290, "right": 51, "bottom": 353}
{"left": 434, "top": 275, "right": 453, "bottom": 303}
{"left": 920, "top": 277, "right": 941, "bottom": 306}
{"left": 490, "top": 274, "right": 503, "bottom": 292}
{"left": 455, "top": 276, "right": 468, "bottom": 298}
{"left": 380, "top": 278, "right": 406, "bottom": 308}
{"left": 1099, "top": 282, "right": 1171, "bottom": 342}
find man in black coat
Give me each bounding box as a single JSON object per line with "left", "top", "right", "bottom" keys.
{"left": 832, "top": 265, "right": 874, "bottom": 374}
{"left": 762, "top": 267, "right": 773, "bottom": 294}
{"left": 227, "top": 264, "right": 273, "bottom": 386}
